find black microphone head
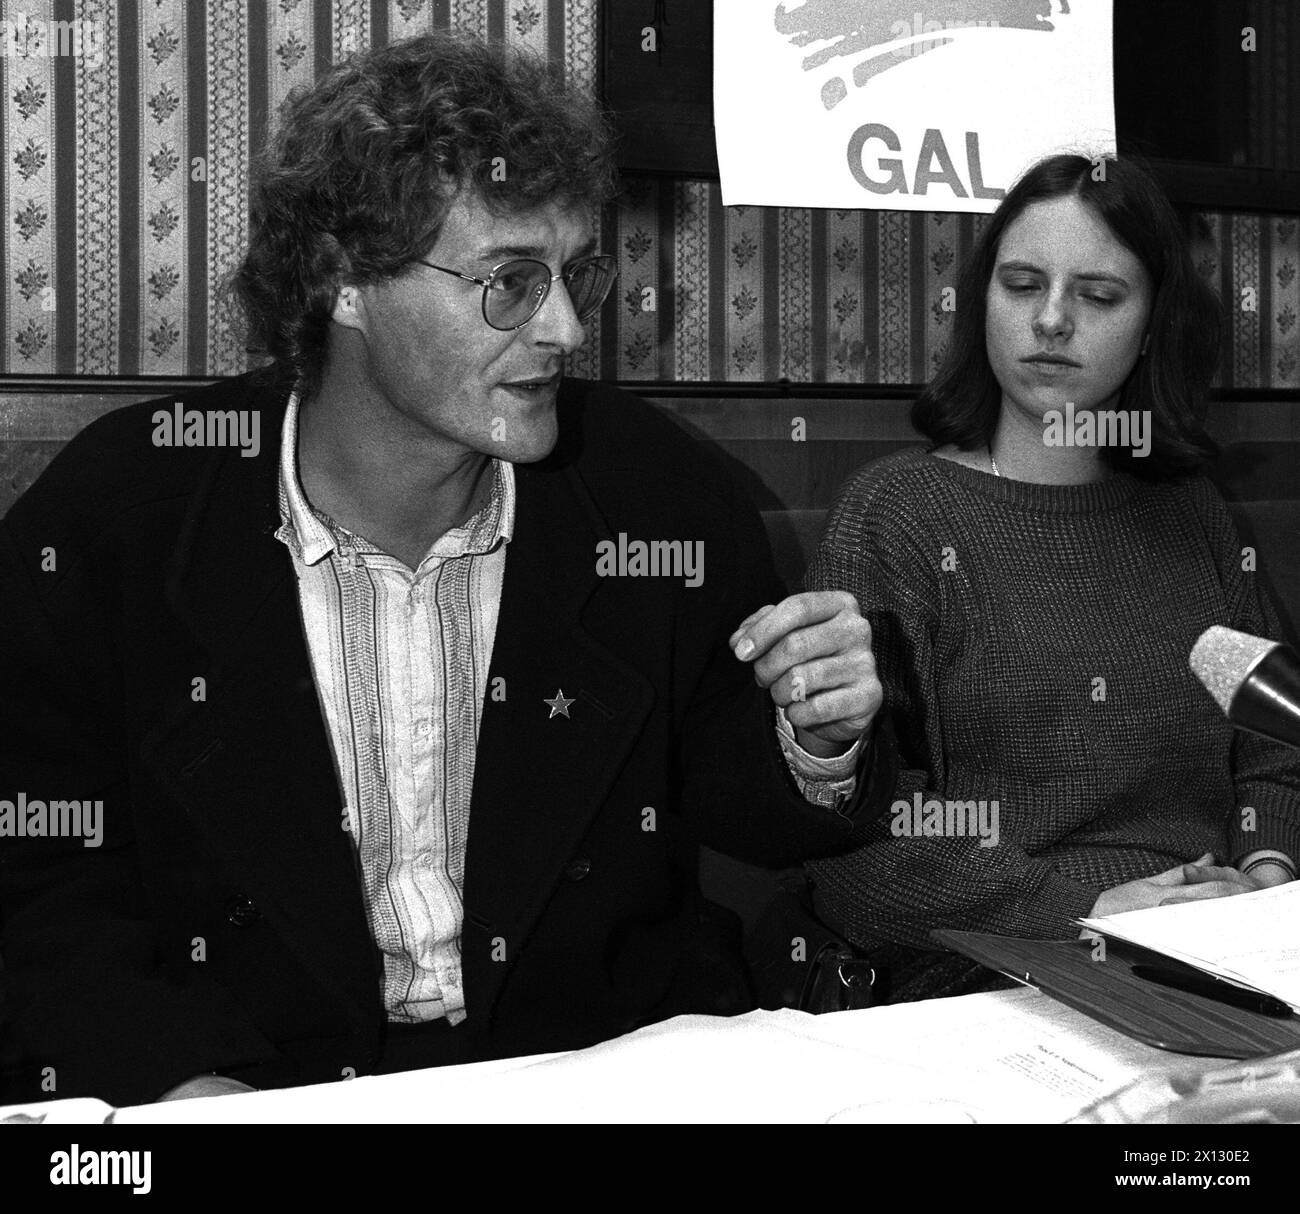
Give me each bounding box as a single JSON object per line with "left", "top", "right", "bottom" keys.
{"left": 1189, "top": 625, "right": 1278, "bottom": 714}
{"left": 1190, "top": 625, "right": 1300, "bottom": 749}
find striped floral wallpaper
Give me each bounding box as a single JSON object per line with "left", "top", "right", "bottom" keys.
{"left": 603, "top": 189, "right": 1300, "bottom": 389}
{"left": 1, "top": 0, "right": 597, "bottom": 380}
{"left": 2, "top": 0, "right": 1297, "bottom": 388}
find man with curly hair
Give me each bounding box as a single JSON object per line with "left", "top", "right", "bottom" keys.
{"left": 0, "top": 32, "right": 892, "bottom": 1107}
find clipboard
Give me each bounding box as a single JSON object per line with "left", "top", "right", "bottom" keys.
{"left": 932, "top": 928, "right": 1300, "bottom": 1059}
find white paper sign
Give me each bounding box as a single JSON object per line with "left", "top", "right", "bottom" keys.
{"left": 714, "top": 1, "right": 1116, "bottom": 212}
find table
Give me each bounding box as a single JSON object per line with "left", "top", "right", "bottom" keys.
{"left": 2, "top": 987, "right": 1199, "bottom": 1124}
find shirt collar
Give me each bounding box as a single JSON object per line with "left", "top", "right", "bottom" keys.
{"left": 275, "top": 389, "right": 516, "bottom": 567}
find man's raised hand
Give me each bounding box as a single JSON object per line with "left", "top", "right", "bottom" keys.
{"left": 730, "top": 591, "right": 882, "bottom": 758}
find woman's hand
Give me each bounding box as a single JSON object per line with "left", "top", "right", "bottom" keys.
{"left": 1240, "top": 862, "right": 1295, "bottom": 889}
{"left": 1088, "top": 853, "right": 1255, "bottom": 916}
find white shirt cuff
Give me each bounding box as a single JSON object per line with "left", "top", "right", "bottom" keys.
{"left": 774, "top": 703, "right": 862, "bottom": 809}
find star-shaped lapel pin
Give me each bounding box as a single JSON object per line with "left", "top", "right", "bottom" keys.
{"left": 544, "top": 689, "right": 575, "bottom": 719}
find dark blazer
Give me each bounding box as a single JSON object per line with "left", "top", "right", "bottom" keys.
{"left": 0, "top": 373, "right": 895, "bottom": 1107}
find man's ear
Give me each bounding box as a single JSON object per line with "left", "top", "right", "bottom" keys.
{"left": 331, "top": 281, "right": 367, "bottom": 332}
{"left": 321, "top": 233, "right": 366, "bottom": 333}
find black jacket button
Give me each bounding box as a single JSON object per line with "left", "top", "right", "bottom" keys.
{"left": 225, "top": 895, "right": 261, "bottom": 927}
{"left": 564, "top": 858, "right": 591, "bottom": 882}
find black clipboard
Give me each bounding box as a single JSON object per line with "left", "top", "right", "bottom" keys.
{"left": 932, "top": 929, "right": 1300, "bottom": 1059}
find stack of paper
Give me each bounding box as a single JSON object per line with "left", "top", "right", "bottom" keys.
{"left": 0, "top": 990, "right": 1193, "bottom": 1124}
{"left": 1079, "top": 882, "right": 1300, "bottom": 1012}
{"left": 113, "top": 990, "right": 1180, "bottom": 1123}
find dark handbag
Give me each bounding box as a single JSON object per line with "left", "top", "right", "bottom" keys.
{"left": 745, "top": 877, "right": 886, "bottom": 1013}
{"left": 799, "top": 939, "right": 880, "bottom": 1013}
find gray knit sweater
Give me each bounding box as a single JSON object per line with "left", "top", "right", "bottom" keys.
{"left": 806, "top": 449, "right": 1300, "bottom": 952}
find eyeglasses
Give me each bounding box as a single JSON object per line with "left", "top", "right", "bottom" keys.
{"left": 415, "top": 253, "right": 618, "bottom": 331}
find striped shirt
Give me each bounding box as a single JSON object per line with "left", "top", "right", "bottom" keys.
{"left": 274, "top": 391, "right": 859, "bottom": 1026}
{"left": 275, "top": 393, "right": 512, "bottom": 1024}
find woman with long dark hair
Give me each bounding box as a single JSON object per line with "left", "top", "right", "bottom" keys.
{"left": 805, "top": 154, "right": 1300, "bottom": 1001}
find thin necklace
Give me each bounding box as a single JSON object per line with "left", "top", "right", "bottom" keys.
{"left": 988, "top": 444, "right": 1001, "bottom": 477}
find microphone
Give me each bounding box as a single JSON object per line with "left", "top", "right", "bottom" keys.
{"left": 1189, "top": 625, "right": 1300, "bottom": 750}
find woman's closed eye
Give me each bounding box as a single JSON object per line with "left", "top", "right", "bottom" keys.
{"left": 1001, "top": 280, "right": 1121, "bottom": 306}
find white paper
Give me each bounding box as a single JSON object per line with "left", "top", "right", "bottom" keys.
{"left": 714, "top": 0, "right": 1116, "bottom": 212}
{"left": 0, "top": 1097, "right": 115, "bottom": 1124}
{"left": 97, "top": 989, "right": 1180, "bottom": 1124}
{"left": 1080, "top": 882, "right": 1300, "bottom": 1011}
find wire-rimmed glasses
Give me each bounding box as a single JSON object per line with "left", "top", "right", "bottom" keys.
{"left": 415, "top": 253, "right": 617, "bottom": 331}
